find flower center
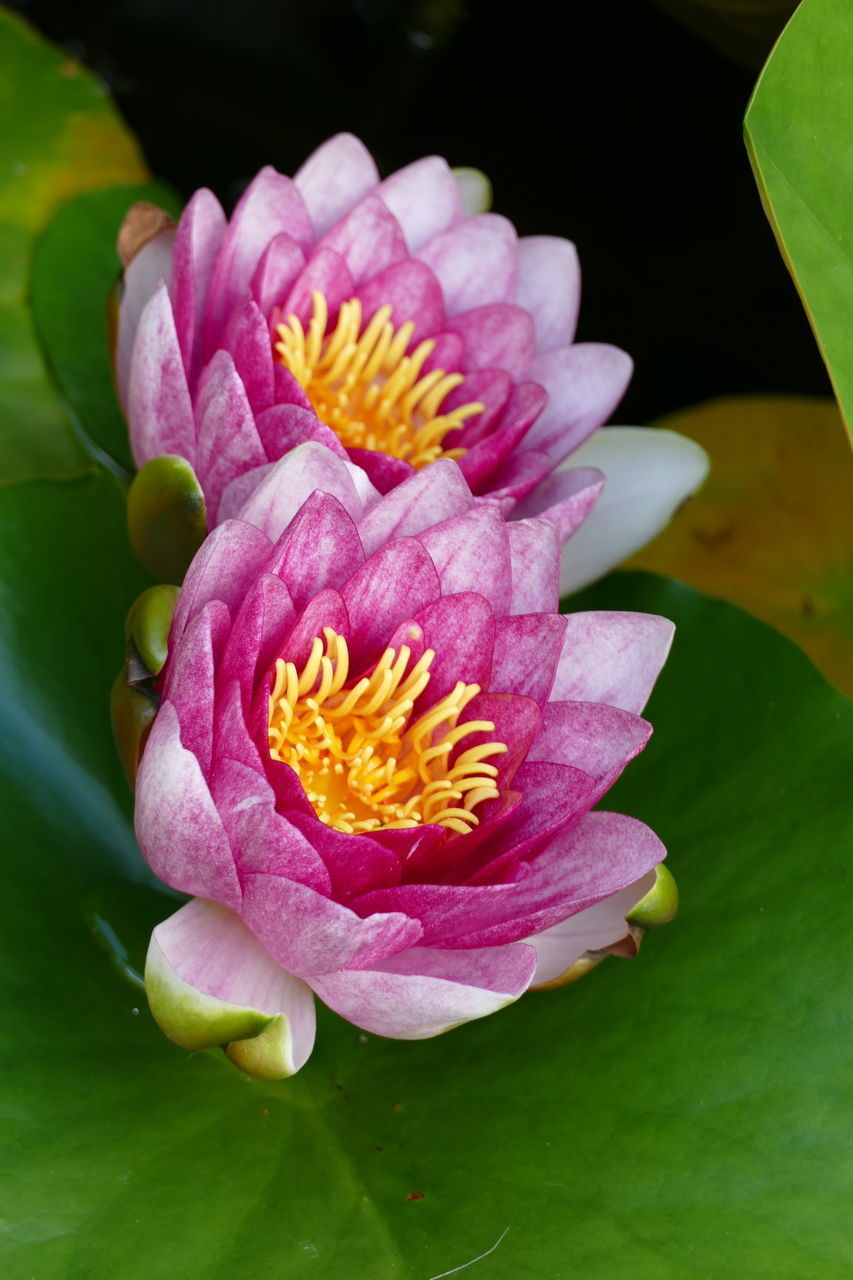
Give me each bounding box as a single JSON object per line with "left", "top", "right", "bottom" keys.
{"left": 274, "top": 292, "right": 483, "bottom": 469}
{"left": 267, "top": 627, "right": 507, "bottom": 835}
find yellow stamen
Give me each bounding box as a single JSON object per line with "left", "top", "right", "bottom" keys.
{"left": 274, "top": 292, "right": 484, "bottom": 469}
{"left": 268, "top": 627, "right": 507, "bottom": 835}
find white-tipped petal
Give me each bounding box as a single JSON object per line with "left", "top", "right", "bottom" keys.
{"left": 145, "top": 898, "right": 316, "bottom": 1079}
{"left": 557, "top": 426, "right": 710, "bottom": 595}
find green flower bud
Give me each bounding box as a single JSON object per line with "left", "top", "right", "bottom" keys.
{"left": 627, "top": 863, "right": 679, "bottom": 928}
{"left": 127, "top": 454, "right": 206, "bottom": 584}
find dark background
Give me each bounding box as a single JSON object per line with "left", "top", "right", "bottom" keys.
{"left": 9, "top": 0, "right": 830, "bottom": 423}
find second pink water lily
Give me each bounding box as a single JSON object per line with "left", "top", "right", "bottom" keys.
{"left": 116, "top": 133, "right": 707, "bottom": 593}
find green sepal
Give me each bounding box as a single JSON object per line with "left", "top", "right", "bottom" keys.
{"left": 110, "top": 672, "right": 158, "bottom": 788}
{"left": 127, "top": 454, "right": 207, "bottom": 584}
{"left": 125, "top": 584, "right": 180, "bottom": 677}
{"left": 225, "top": 1016, "right": 296, "bottom": 1080}
{"left": 145, "top": 935, "right": 276, "bottom": 1052}
{"left": 627, "top": 862, "right": 679, "bottom": 928}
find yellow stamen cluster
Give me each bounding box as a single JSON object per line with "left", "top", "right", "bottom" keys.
{"left": 268, "top": 627, "right": 507, "bottom": 835}
{"left": 274, "top": 292, "right": 484, "bottom": 469}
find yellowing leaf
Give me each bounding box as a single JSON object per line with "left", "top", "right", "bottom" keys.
{"left": 626, "top": 396, "right": 853, "bottom": 697}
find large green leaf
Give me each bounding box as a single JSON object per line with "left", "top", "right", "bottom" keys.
{"left": 31, "top": 183, "right": 182, "bottom": 476}
{"left": 745, "top": 0, "right": 853, "bottom": 445}
{"left": 2, "top": 473, "right": 852, "bottom": 1277}
{"left": 0, "top": 10, "right": 147, "bottom": 483}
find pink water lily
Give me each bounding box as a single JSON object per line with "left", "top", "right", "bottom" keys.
{"left": 116, "top": 133, "right": 707, "bottom": 594}
{"left": 136, "top": 455, "right": 673, "bottom": 1077}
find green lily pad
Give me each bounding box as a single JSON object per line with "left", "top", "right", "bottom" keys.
{"left": 745, "top": 0, "right": 853, "bottom": 445}
{"left": 1, "top": 472, "right": 852, "bottom": 1276}
{"left": 0, "top": 10, "right": 148, "bottom": 483}
{"left": 31, "top": 182, "right": 182, "bottom": 476}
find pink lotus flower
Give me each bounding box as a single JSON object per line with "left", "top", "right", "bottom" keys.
{"left": 136, "top": 454, "right": 674, "bottom": 1077}
{"left": 116, "top": 134, "right": 707, "bottom": 594}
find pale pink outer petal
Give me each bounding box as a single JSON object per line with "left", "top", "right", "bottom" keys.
{"left": 551, "top": 612, "right": 674, "bottom": 714}
{"left": 126, "top": 281, "right": 195, "bottom": 466}
{"left": 310, "top": 943, "right": 537, "bottom": 1039}
{"left": 171, "top": 518, "right": 271, "bottom": 642}
{"left": 150, "top": 898, "right": 316, "bottom": 1073}
{"left": 525, "top": 873, "right": 655, "bottom": 985}
{"left": 524, "top": 344, "right": 633, "bottom": 465}
{"left": 194, "top": 351, "right": 267, "bottom": 522}
{"left": 418, "top": 214, "right": 518, "bottom": 316}
{"left": 135, "top": 702, "right": 241, "bottom": 909}
{"left": 356, "top": 459, "right": 474, "bottom": 555}
{"left": 377, "top": 155, "right": 464, "bottom": 251}
{"left": 294, "top": 133, "right": 380, "bottom": 236}
{"left": 240, "top": 874, "right": 422, "bottom": 975}
{"left": 170, "top": 188, "right": 227, "bottom": 382}
{"left": 552, "top": 426, "right": 711, "bottom": 594}
{"left": 516, "top": 236, "right": 581, "bottom": 352}
{"left": 117, "top": 228, "right": 175, "bottom": 408}
{"left": 514, "top": 465, "right": 605, "bottom": 544}
{"left": 233, "top": 442, "right": 380, "bottom": 541}
{"left": 506, "top": 518, "right": 561, "bottom": 615}
{"left": 318, "top": 195, "right": 407, "bottom": 285}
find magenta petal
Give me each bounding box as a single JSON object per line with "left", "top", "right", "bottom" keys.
{"left": 218, "top": 570, "right": 297, "bottom": 699}
{"left": 264, "top": 491, "right": 365, "bottom": 609}
{"left": 255, "top": 403, "right": 348, "bottom": 463}
{"left": 357, "top": 458, "right": 474, "bottom": 555}
{"left": 551, "top": 611, "right": 675, "bottom": 713}
{"left": 282, "top": 248, "right": 356, "bottom": 327}
{"left": 117, "top": 229, "right": 175, "bottom": 408}
{"left": 525, "top": 344, "right": 633, "bottom": 465}
{"left": 356, "top": 260, "right": 445, "bottom": 343}
{"left": 513, "top": 465, "right": 604, "bottom": 543}
{"left": 136, "top": 702, "right": 241, "bottom": 908}
{"left": 294, "top": 132, "right": 379, "bottom": 236}
{"left": 341, "top": 538, "right": 441, "bottom": 669}
{"left": 214, "top": 678, "right": 265, "bottom": 771}
{"left": 448, "top": 303, "right": 535, "bottom": 380}
{"left": 455, "top": 384, "right": 545, "bottom": 490}
{"left": 164, "top": 600, "right": 231, "bottom": 775}
{"left": 417, "top": 507, "right": 512, "bottom": 615}
{"left": 479, "top": 449, "right": 552, "bottom": 504}
{"left": 347, "top": 449, "right": 414, "bottom": 493}
{"left": 172, "top": 519, "right": 272, "bottom": 642}
{"left": 223, "top": 300, "right": 275, "bottom": 415}
{"left": 516, "top": 236, "right": 581, "bottom": 352}
{"left": 310, "top": 943, "right": 536, "bottom": 1039}
{"left": 443, "top": 369, "right": 512, "bottom": 449}
{"left": 170, "top": 188, "right": 227, "bottom": 383}
{"left": 490, "top": 613, "right": 566, "bottom": 704}
{"left": 240, "top": 874, "right": 422, "bottom": 975}
{"left": 286, "top": 812, "right": 403, "bottom": 901}
{"left": 249, "top": 232, "right": 306, "bottom": 317}
{"left": 194, "top": 351, "right": 267, "bottom": 522}
{"left": 506, "top": 518, "right": 561, "bottom": 615}
{"left": 204, "top": 167, "right": 313, "bottom": 352}
{"left": 418, "top": 214, "right": 518, "bottom": 316}
{"left": 276, "top": 588, "right": 350, "bottom": 668}
{"left": 528, "top": 701, "right": 652, "bottom": 799}
{"left": 457, "top": 692, "right": 541, "bottom": 787}
{"left": 127, "top": 282, "right": 195, "bottom": 466}
{"left": 525, "top": 874, "right": 654, "bottom": 985}
{"left": 234, "top": 443, "right": 379, "bottom": 542}
{"left": 411, "top": 592, "right": 495, "bottom": 706}
{"left": 318, "top": 195, "right": 407, "bottom": 285}
{"left": 377, "top": 155, "right": 464, "bottom": 251}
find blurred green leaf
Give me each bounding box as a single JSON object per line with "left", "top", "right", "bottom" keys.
{"left": 0, "top": 10, "right": 148, "bottom": 483}
{"left": 1, "top": 472, "right": 852, "bottom": 1276}
{"left": 31, "top": 183, "right": 181, "bottom": 476}
{"left": 746, "top": 0, "right": 853, "bottom": 445}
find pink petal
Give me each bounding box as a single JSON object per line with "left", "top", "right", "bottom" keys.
{"left": 318, "top": 195, "right": 407, "bottom": 285}
{"left": 357, "top": 458, "right": 474, "bottom": 556}
{"left": 194, "top": 351, "right": 267, "bottom": 522}
{"left": 223, "top": 300, "right": 275, "bottom": 415}
{"left": 506, "top": 518, "right": 561, "bottom": 614}
{"left": 310, "top": 942, "right": 536, "bottom": 1039}
{"left": 217, "top": 569, "right": 297, "bottom": 699}
{"left": 255, "top": 403, "right": 348, "bottom": 463}
{"left": 551, "top": 611, "right": 675, "bottom": 713}
{"left": 117, "top": 228, "right": 175, "bottom": 408}
{"left": 163, "top": 600, "right": 230, "bottom": 775}
{"left": 281, "top": 247, "right": 356, "bottom": 328}
{"left": 249, "top": 232, "right": 306, "bottom": 318}
{"left": 410, "top": 592, "right": 495, "bottom": 706}
{"left": 528, "top": 701, "right": 652, "bottom": 798}
{"left": 295, "top": 133, "right": 379, "bottom": 236}
{"left": 234, "top": 442, "right": 379, "bottom": 542}
{"left": 264, "top": 491, "right": 365, "bottom": 609}
{"left": 170, "top": 188, "right": 227, "bottom": 383}
{"left": 341, "top": 538, "right": 441, "bottom": 669}
{"left": 204, "top": 168, "right": 313, "bottom": 353}
{"left": 378, "top": 155, "right": 464, "bottom": 251}
{"left": 516, "top": 236, "right": 581, "bottom": 352}
{"left": 148, "top": 898, "right": 316, "bottom": 1075}
{"left": 418, "top": 214, "right": 518, "bottom": 316}
{"left": 525, "top": 873, "right": 655, "bottom": 985}
{"left": 240, "top": 873, "right": 422, "bottom": 975}
{"left": 127, "top": 281, "right": 195, "bottom": 466}
{"left": 171, "top": 518, "right": 272, "bottom": 643}
{"left": 514, "top": 465, "right": 605, "bottom": 543}
{"left": 417, "top": 507, "right": 512, "bottom": 615}
{"left": 135, "top": 702, "right": 241, "bottom": 908}
{"left": 448, "top": 303, "right": 535, "bottom": 380}
{"left": 490, "top": 613, "right": 566, "bottom": 703}
{"left": 524, "top": 344, "right": 633, "bottom": 465}
{"left": 356, "top": 260, "right": 445, "bottom": 344}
